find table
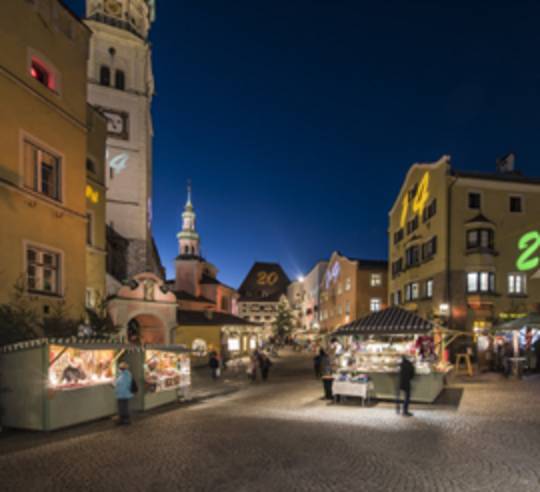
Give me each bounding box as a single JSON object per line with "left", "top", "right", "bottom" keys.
{"left": 332, "top": 380, "right": 374, "bottom": 406}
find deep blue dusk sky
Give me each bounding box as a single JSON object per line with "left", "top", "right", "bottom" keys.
{"left": 67, "top": 0, "right": 540, "bottom": 287}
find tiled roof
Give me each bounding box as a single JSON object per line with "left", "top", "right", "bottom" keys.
{"left": 177, "top": 310, "right": 258, "bottom": 326}
{"left": 174, "top": 290, "right": 215, "bottom": 304}
{"left": 334, "top": 307, "right": 433, "bottom": 336}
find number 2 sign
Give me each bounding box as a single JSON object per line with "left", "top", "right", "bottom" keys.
{"left": 517, "top": 231, "right": 540, "bottom": 273}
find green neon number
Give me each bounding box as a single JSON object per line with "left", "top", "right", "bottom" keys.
{"left": 516, "top": 231, "right": 540, "bottom": 271}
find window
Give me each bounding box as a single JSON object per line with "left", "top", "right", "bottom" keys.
{"left": 466, "top": 229, "right": 494, "bottom": 250}
{"left": 392, "top": 258, "right": 403, "bottom": 278}
{"left": 406, "top": 215, "right": 419, "bottom": 234}
{"left": 115, "top": 70, "right": 125, "bottom": 90}
{"left": 345, "top": 301, "right": 350, "bottom": 316}
{"left": 394, "top": 228, "right": 404, "bottom": 244}
{"left": 86, "top": 158, "right": 96, "bottom": 174}
{"left": 370, "top": 298, "right": 382, "bottom": 312}
{"left": 26, "top": 246, "right": 60, "bottom": 294}
{"left": 426, "top": 279, "right": 433, "bottom": 299}
{"left": 86, "top": 212, "right": 94, "bottom": 245}
{"left": 411, "top": 282, "right": 419, "bottom": 300}
{"left": 423, "top": 199, "right": 437, "bottom": 222}
{"left": 221, "top": 297, "right": 229, "bottom": 311}
{"left": 337, "top": 305, "right": 343, "bottom": 316}
{"left": 393, "top": 290, "right": 402, "bottom": 306}
{"left": 337, "top": 283, "right": 343, "bottom": 295}
{"left": 85, "top": 288, "right": 96, "bottom": 309}
{"left": 422, "top": 236, "right": 438, "bottom": 260}
{"left": 468, "top": 192, "right": 481, "bottom": 210}
{"left": 100, "top": 65, "right": 111, "bottom": 86}
{"left": 509, "top": 196, "right": 523, "bottom": 213}
{"left": 467, "top": 272, "right": 495, "bottom": 294}
{"left": 24, "top": 140, "right": 61, "bottom": 201}
{"left": 508, "top": 273, "right": 527, "bottom": 295}
{"left": 405, "top": 245, "right": 420, "bottom": 267}
{"left": 345, "top": 277, "right": 352, "bottom": 291}
{"left": 30, "top": 57, "right": 55, "bottom": 91}
{"left": 370, "top": 273, "right": 382, "bottom": 287}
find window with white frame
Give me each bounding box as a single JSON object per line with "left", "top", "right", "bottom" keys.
{"left": 26, "top": 245, "right": 61, "bottom": 294}
{"left": 467, "top": 272, "right": 495, "bottom": 293}
{"left": 411, "top": 282, "right": 419, "bottom": 300}
{"left": 426, "top": 279, "right": 433, "bottom": 299}
{"left": 508, "top": 273, "right": 527, "bottom": 295}
{"left": 85, "top": 288, "right": 96, "bottom": 308}
{"left": 370, "top": 273, "right": 382, "bottom": 287}
{"left": 345, "top": 301, "right": 350, "bottom": 316}
{"left": 23, "top": 140, "right": 61, "bottom": 201}
{"left": 370, "top": 298, "right": 382, "bottom": 312}
{"left": 345, "top": 277, "right": 351, "bottom": 291}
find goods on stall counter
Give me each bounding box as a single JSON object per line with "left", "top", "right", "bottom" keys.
{"left": 144, "top": 350, "right": 190, "bottom": 393}
{"left": 48, "top": 345, "right": 115, "bottom": 390}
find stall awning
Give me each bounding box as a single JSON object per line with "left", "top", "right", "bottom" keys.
{"left": 495, "top": 313, "right": 540, "bottom": 332}
{"left": 145, "top": 344, "right": 190, "bottom": 353}
{"left": 333, "top": 307, "right": 433, "bottom": 336}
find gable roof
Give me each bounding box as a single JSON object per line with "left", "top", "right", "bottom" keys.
{"left": 238, "top": 262, "right": 290, "bottom": 301}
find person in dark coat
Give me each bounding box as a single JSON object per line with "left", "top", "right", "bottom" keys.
{"left": 260, "top": 353, "right": 273, "bottom": 381}
{"left": 396, "top": 356, "right": 415, "bottom": 417}
{"left": 320, "top": 349, "right": 334, "bottom": 400}
{"left": 209, "top": 352, "right": 220, "bottom": 380}
{"left": 313, "top": 350, "right": 322, "bottom": 379}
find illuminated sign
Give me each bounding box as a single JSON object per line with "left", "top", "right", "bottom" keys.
{"left": 257, "top": 272, "right": 279, "bottom": 286}
{"left": 325, "top": 261, "right": 340, "bottom": 288}
{"left": 107, "top": 150, "right": 129, "bottom": 176}
{"left": 400, "top": 171, "right": 430, "bottom": 228}
{"left": 85, "top": 185, "right": 99, "bottom": 203}
{"left": 517, "top": 231, "right": 540, "bottom": 273}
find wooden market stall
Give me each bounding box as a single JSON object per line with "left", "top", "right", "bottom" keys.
{"left": 332, "top": 307, "right": 452, "bottom": 403}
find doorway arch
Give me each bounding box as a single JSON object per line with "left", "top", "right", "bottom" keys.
{"left": 127, "top": 313, "right": 166, "bottom": 344}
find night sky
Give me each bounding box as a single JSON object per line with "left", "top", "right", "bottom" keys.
{"left": 66, "top": 0, "right": 540, "bottom": 286}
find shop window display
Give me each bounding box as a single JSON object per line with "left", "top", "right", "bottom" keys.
{"left": 48, "top": 346, "right": 116, "bottom": 389}
{"left": 144, "top": 350, "right": 190, "bottom": 393}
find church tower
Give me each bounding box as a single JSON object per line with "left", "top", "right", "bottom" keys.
{"left": 84, "top": 0, "right": 160, "bottom": 280}
{"left": 177, "top": 183, "right": 201, "bottom": 258}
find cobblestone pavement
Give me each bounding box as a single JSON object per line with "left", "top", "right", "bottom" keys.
{"left": 1, "top": 350, "right": 540, "bottom": 492}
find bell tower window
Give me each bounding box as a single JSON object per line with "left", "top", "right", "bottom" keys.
{"left": 100, "top": 65, "right": 111, "bottom": 86}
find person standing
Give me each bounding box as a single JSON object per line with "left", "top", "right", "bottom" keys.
{"left": 115, "top": 361, "right": 135, "bottom": 425}
{"left": 313, "top": 349, "right": 322, "bottom": 378}
{"left": 260, "top": 353, "right": 273, "bottom": 381}
{"left": 320, "top": 349, "right": 334, "bottom": 400}
{"left": 247, "top": 353, "right": 258, "bottom": 382}
{"left": 209, "top": 352, "right": 220, "bottom": 380}
{"left": 396, "top": 356, "right": 415, "bottom": 417}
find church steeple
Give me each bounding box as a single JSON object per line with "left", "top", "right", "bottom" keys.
{"left": 177, "top": 181, "right": 200, "bottom": 258}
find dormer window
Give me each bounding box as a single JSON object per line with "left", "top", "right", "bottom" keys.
{"left": 30, "top": 58, "right": 55, "bottom": 91}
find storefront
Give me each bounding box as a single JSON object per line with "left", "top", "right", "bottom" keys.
{"left": 0, "top": 338, "right": 127, "bottom": 431}
{"left": 332, "top": 307, "right": 451, "bottom": 403}
{"left": 128, "top": 344, "right": 191, "bottom": 411}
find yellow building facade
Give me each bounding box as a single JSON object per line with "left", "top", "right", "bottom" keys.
{"left": 0, "top": 0, "right": 106, "bottom": 320}
{"left": 389, "top": 155, "right": 540, "bottom": 333}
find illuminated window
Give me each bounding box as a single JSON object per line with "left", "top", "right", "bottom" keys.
{"left": 337, "top": 305, "right": 343, "bottom": 316}
{"left": 468, "top": 192, "right": 481, "bottom": 210}
{"left": 115, "top": 70, "right": 125, "bottom": 90}
{"left": 23, "top": 140, "right": 61, "bottom": 201}
{"left": 509, "top": 196, "right": 523, "bottom": 213}
{"left": 508, "top": 273, "right": 526, "bottom": 295}
{"left": 30, "top": 57, "right": 56, "bottom": 91}
{"left": 393, "top": 291, "right": 402, "bottom": 305}
{"left": 85, "top": 288, "right": 96, "bottom": 308}
{"left": 345, "top": 277, "right": 351, "bottom": 291}
{"left": 426, "top": 279, "right": 433, "bottom": 298}
{"left": 411, "top": 283, "right": 419, "bottom": 300}
{"left": 370, "top": 298, "right": 382, "bottom": 312}
{"left": 26, "top": 246, "right": 60, "bottom": 295}
{"left": 467, "top": 272, "right": 495, "bottom": 293}
{"left": 345, "top": 301, "right": 350, "bottom": 316}
{"left": 100, "top": 65, "right": 111, "bottom": 86}
{"left": 337, "top": 283, "right": 343, "bottom": 295}
{"left": 370, "top": 273, "right": 382, "bottom": 287}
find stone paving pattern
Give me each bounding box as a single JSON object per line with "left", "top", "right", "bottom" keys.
{"left": 1, "top": 351, "right": 540, "bottom": 491}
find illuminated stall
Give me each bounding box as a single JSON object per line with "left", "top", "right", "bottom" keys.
{"left": 128, "top": 344, "right": 191, "bottom": 411}
{"left": 333, "top": 307, "right": 452, "bottom": 403}
{"left": 0, "top": 338, "right": 127, "bottom": 431}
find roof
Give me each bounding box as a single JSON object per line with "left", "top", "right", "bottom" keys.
{"left": 352, "top": 259, "right": 388, "bottom": 270}
{"left": 465, "top": 213, "right": 493, "bottom": 224}
{"left": 334, "top": 307, "right": 433, "bottom": 336}
{"left": 177, "top": 310, "right": 258, "bottom": 326}
{"left": 238, "top": 262, "right": 291, "bottom": 301}
{"left": 452, "top": 170, "right": 540, "bottom": 186}
{"left": 174, "top": 290, "right": 215, "bottom": 304}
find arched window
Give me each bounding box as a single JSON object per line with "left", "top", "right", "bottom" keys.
{"left": 184, "top": 245, "right": 189, "bottom": 254}
{"left": 115, "top": 70, "right": 125, "bottom": 90}
{"left": 100, "top": 65, "right": 110, "bottom": 86}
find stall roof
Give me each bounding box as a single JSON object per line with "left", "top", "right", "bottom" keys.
{"left": 333, "top": 307, "right": 433, "bottom": 336}
{"left": 0, "top": 337, "right": 130, "bottom": 353}
{"left": 145, "top": 344, "right": 191, "bottom": 353}
{"left": 495, "top": 313, "right": 540, "bottom": 332}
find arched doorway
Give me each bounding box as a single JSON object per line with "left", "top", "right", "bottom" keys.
{"left": 128, "top": 314, "right": 166, "bottom": 344}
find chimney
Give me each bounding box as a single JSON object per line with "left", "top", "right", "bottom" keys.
{"left": 496, "top": 153, "right": 516, "bottom": 174}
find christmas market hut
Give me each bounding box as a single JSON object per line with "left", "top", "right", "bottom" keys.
{"left": 332, "top": 307, "right": 452, "bottom": 403}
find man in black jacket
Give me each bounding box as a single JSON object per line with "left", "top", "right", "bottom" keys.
{"left": 396, "top": 356, "right": 415, "bottom": 417}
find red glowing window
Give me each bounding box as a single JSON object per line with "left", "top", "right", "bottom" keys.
{"left": 30, "top": 58, "right": 55, "bottom": 91}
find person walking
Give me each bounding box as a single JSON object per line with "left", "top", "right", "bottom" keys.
{"left": 247, "top": 353, "right": 258, "bottom": 382}
{"left": 260, "top": 353, "right": 273, "bottom": 381}
{"left": 115, "top": 361, "right": 135, "bottom": 425}
{"left": 396, "top": 356, "right": 415, "bottom": 417}
{"left": 320, "top": 349, "right": 334, "bottom": 400}
{"left": 209, "top": 352, "right": 220, "bottom": 380}
{"left": 313, "top": 349, "right": 323, "bottom": 378}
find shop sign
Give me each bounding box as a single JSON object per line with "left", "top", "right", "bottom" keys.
{"left": 517, "top": 231, "right": 540, "bottom": 277}
{"left": 499, "top": 312, "right": 528, "bottom": 320}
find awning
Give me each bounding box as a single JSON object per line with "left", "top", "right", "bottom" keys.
{"left": 495, "top": 313, "right": 540, "bottom": 332}
{"left": 145, "top": 344, "right": 191, "bottom": 353}
{"left": 333, "top": 307, "right": 433, "bottom": 336}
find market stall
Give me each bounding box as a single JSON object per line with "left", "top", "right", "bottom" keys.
{"left": 332, "top": 307, "right": 451, "bottom": 403}
{"left": 128, "top": 344, "right": 191, "bottom": 411}
{"left": 0, "top": 338, "right": 127, "bottom": 431}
